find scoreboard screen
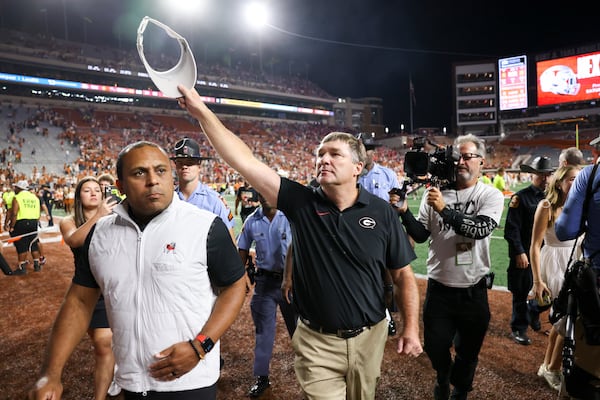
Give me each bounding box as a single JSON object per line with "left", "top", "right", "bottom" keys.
{"left": 498, "top": 55, "right": 528, "bottom": 111}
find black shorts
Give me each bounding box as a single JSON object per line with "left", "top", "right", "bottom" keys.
{"left": 11, "top": 219, "right": 39, "bottom": 253}
{"left": 89, "top": 296, "right": 109, "bottom": 329}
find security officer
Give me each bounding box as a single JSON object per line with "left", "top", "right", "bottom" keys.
{"left": 40, "top": 184, "right": 54, "bottom": 227}
{"left": 358, "top": 137, "right": 401, "bottom": 336}
{"left": 2, "top": 185, "right": 15, "bottom": 229}
{"left": 237, "top": 192, "right": 296, "bottom": 398}
{"left": 7, "top": 180, "right": 43, "bottom": 274}
{"left": 504, "top": 156, "right": 555, "bottom": 345}
{"left": 171, "top": 137, "right": 235, "bottom": 240}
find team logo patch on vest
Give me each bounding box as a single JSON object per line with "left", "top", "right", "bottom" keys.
{"left": 359, "top": 217, "right": 376, "bottom": 229}
{"left": 165, "top": 242, "right": 176, "bottom": 254}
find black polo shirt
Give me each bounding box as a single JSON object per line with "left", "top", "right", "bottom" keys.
{"left": 278, "top": 178, "right": 416, "bottom": 331}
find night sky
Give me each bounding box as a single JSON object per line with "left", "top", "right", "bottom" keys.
{"left": 1, "top": 0, "right": 599, "bottom": 131}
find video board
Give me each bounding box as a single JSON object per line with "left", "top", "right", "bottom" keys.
{"left": 537, "top": 51, "right": 600, "bottom": 106}
{"left": 498, "top": 55, "right": 528, "bottom": 111}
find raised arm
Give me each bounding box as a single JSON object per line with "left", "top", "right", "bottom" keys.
{"left": 59, "top": 197, "right": 117, "bottom": 248}
{"left": 177, "top": 86, "right": 281, "bottom": 206}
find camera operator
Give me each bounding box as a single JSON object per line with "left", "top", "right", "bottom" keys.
{"left": 554, "top": 134, "right": 600, "bottom": 399}
{"left": 391, "top": 134, "right": 504, "bottom": 400}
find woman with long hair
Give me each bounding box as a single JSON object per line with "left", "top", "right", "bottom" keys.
{"left": 530, "top": 164, "right": 580, "bottom": 392}
{"left": 59, "top": 176, "right": 119, "bottom": 399}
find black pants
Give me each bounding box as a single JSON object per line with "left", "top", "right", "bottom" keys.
{"left": 507, "top": 264, "right": 532, "bottom": 333}
{"left": 123, "top": 383, "right": 217, "bottom": 400}
{"left": 423, "top": 278, "right": 490, "bottom": 393}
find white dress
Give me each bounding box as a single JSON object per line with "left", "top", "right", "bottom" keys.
{"left": 541, "top": 225, "right": 577, "bottom": 298}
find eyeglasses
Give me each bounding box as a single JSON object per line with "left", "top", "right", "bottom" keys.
{"left": 459, "top": 153, "right": 482, "bottom": 161}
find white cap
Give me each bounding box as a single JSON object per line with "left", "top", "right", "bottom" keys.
{"left": 136, "top": 16, "right": 197, "bottom": 98}
{"left": 13, "top": 180, "right": 29, "bottom": 190}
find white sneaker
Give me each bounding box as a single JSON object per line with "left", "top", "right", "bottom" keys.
{"left": 537, "top": 363, "right": 547, "bottom": 377}
{"left": 543, "top": 368, "right": 562, "bottom": 391}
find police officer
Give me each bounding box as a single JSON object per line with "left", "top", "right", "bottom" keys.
{"left": 41, "top": 184, "right": 55, "bottom": 227}
{"left": 358, "top": 137, "right": 401, "bottom": 336}
{"left": 238, "top": 192, "right": 296, "bottom": 398}
{"left": 504, "top": 156, "right": 555, "bottom": 345}
{"left": 171, "top": 137, "right": 235, "bottom": 240}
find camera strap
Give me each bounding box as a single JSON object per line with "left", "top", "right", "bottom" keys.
{"left": 567, "top": 162, "right": 600, "bottom": 268}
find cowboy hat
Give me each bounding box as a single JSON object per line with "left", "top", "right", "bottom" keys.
{"left": 520, "top": 156, "right": 555, "bottom": 174}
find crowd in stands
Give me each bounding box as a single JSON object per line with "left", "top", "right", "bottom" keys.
{"left": 0, "top": 28, "right": 333, "bottom": 99}
{"left": 2, "top": 98, "right": 597, "bottom": 213}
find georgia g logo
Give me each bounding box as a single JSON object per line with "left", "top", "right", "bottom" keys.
{"left": 359, "top": 216, "right": 376, "bottom": 229}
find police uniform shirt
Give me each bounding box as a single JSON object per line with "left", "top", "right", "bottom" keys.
{"left": 175, "top": 182, "right": 235, "bottom": 229}
{"left": 504, "top": 184, "right": 545, "bottom": 257}
{"left": 358, "top": 163, "right": 400, "bottom": 201}
{"left": 237, "top": 208, "right": 291, "bottom": 272}
{"left": 277, "top": 178, "right": 416, "bottom": 331}
{"left": 418, "top": 182, "right": 504, "bottom": 287}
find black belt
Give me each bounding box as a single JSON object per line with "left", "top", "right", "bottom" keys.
{"left": 299, "top": 316, "right": 371, "bottom": 339}
{"left": 255, "top": 269, "right": 283, "bottom": 279}
{"left": 428, "top": 277, "right": 486, "bottom": 292}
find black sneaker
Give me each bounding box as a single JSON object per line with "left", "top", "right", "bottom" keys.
{"left": 12, "top": 265, "right": 27, "bottom": 276}
{"left": 450, "top": 387, "right": 468, "bottom": 400}
{"left": 33, "top": 260, "right": 41, "bottom": 272}
{"left": 248, "top": 376, "right": 270, "bottom": 398}
{"left": 510, "top": 330, "right": 531, "bottom": 345}
{"left": 434, "top": 382, "right": 450, "bottom": 400}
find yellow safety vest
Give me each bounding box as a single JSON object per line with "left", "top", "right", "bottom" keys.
{"left": 15, "top": 191, "right": 40, "bottom": 220}
{"left": 2, "top": 191, "right": 15, "bottom": 210}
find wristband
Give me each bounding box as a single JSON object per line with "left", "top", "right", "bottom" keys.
{"left": 195, "top": 334, "right": 215, "bottom": 354}
{"left": 188, "top": 339, "right": 202, "bottom": 360}
{"left": 384, "top": 284, "right": 394, "bottom": 292}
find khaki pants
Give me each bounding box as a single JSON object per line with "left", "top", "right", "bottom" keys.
{"left": 292, "top": 318, "right": 387, "bottom": 400}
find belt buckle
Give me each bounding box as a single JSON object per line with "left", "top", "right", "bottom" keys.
{"left": 337, "top": 327, "right": 364, "bottom": 339}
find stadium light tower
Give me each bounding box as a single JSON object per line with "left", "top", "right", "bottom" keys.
{"left": 244, "top": 2, "right": 269, "bottom": 73}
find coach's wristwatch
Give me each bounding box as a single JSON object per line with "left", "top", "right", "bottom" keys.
{"left": 195, "top": 334, "right": 215, "bottom": 354}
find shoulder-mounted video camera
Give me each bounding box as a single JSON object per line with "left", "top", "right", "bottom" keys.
{"left": 402, "top": 137, "right": 458, "bottom": 190}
